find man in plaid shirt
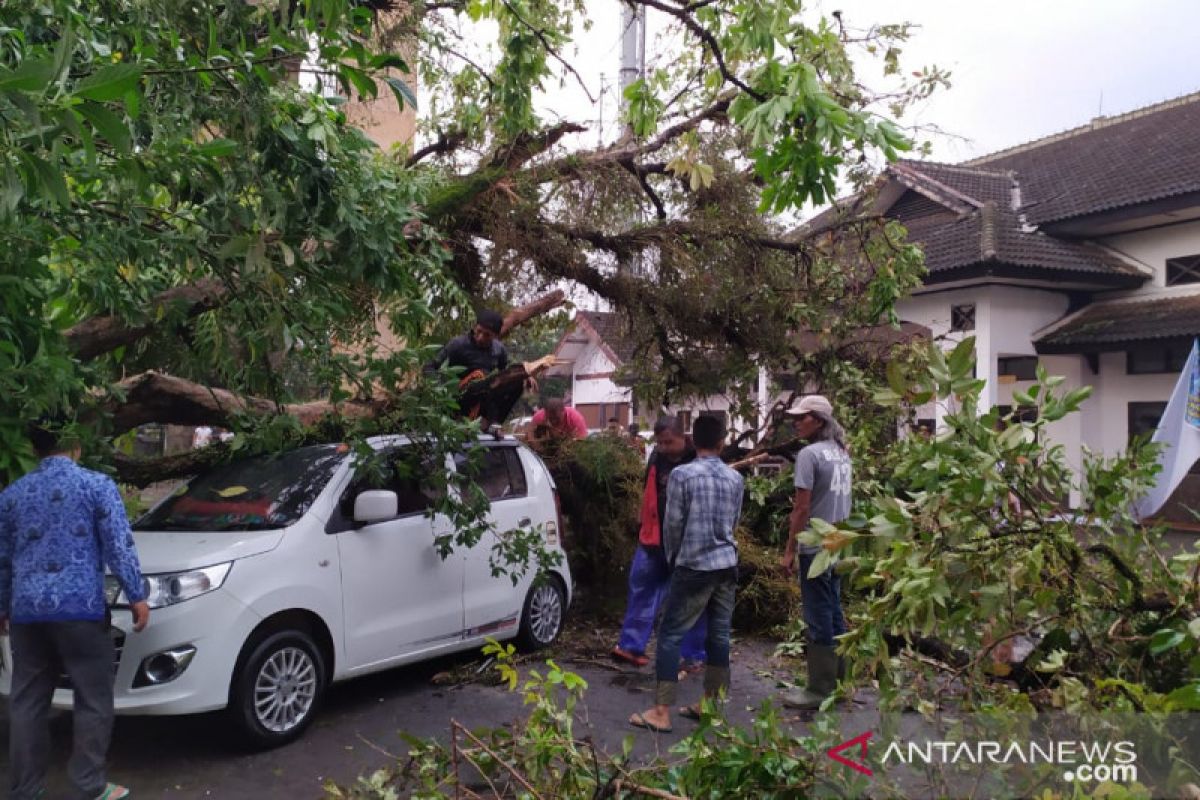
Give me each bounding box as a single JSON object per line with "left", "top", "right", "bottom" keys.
{"left": 629, "top": 415, "right": 742, "bottom": 734}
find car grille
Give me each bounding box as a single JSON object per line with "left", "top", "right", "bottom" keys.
{"left": 56, "top": 627, "right": 125, "bottom": 690}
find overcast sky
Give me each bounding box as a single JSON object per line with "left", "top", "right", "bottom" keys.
{"left": 525, "top": 0, "right": 1200, "bottom": 163}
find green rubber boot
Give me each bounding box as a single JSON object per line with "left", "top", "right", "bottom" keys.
{"left": 781, "top": 645, "right": 838, "bottom": 710}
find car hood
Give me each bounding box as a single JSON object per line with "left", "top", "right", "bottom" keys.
{"left": 131, "top": 528, "right": 285, "bottom": 573}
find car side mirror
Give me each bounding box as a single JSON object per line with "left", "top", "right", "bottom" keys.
{"left": 353, "top": 490, "right": 398, "bottom": 525}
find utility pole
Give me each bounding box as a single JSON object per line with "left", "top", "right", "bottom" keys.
{"left": 618, "top": 3, "right": 647, "bottom": 277}
{"left": 619, "top": 2, "right": 646, "bottom": 134}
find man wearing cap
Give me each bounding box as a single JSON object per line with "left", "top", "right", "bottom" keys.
{"left": 426, "top": 310, "right": 524, "bottom": 429}
{"left": 779, "top": 394, "right": 853, "bottom": 709}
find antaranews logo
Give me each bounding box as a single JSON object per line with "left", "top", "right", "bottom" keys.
{"left": 825, "top": 731, "right": 1139, "bottom": 786}
{"left": 827, "top": 732, "right": 873, "bottom": 776}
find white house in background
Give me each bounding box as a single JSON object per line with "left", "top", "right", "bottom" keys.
{"left": 806, "top": 92, "right": 1200, "bottom": 517}
{"left": 547, "top": 311, "right": 773, "bottom": 437}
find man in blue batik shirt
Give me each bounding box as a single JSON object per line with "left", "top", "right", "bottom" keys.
{"left": 0, "top": 423, "right": 150, "bottom": 800}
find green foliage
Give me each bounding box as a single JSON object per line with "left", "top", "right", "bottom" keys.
{"left": 0, "top": 0, "right": 468, "bottom": 482}
{"left": 537, "top": 434, "right": 644, "bottom": 596}
{"left": 799, "top": 337, "right": 1199, "bottom": 712}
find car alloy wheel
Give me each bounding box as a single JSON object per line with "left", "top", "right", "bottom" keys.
{"left": 253, "top": 645, "right": 318, "bottom": 733}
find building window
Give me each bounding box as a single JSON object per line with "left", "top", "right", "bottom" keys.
{"left": 1128, "top": 402, "right": 1167, "bottom": 444}
{"left": 950, "top": 304, "right": 975, "bottom": 332}
{"left": 997, "top": 405, "right": 1038, "bottom": 425}
{"left": 1127, "top": 342, "right": 1191, "bottom": 375}
{"left": 676, "top": 410, "right": 692, "bottom": 431}
{"left": 998, "top": 356, "right": 1039, "bottom": 381}
{"left": 1166, "top": 254, "right": 1200, "bottom": 286}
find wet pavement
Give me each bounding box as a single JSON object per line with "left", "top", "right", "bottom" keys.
{"left": 0, "top": 627, "right": 848, "bottom": 799}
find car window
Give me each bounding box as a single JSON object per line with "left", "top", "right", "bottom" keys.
{"left": 135, "top": 445, "right": 344, "bottom": 532}
{"left": 457, "top": 447, "right": 527, "bottom": 501}
{"left": 336, "top": 450, "right": 445, "bottom": 523}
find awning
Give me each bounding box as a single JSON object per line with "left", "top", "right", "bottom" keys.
{"left": 1035, "top": 291, "right": 1200, "bottom": 353}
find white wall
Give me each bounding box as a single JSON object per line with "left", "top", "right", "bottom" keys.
{"left": 1089, "top": 352, "right": 1179, "bottom": 456}
{"left": 1102, "top": 219, "right": 1200, "bottom": 288}
{"left": 569, "top": 340, "right": 630, "bottom": 405}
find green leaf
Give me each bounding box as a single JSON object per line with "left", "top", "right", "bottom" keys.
{"left": 384, "top": 75, "right": 417, "bottom": 111}
{"left": 197, "top": 138, "right": 239, "bottom": 157}
{"left": 0, "top": 58, "right": 55, "bottom": 92}
{"left": 21, "top": 153, "right": 69, "bottom": 207}
{"left": 75, "top": 63, "right": 144, "bottom": 102}
{"left": 1167, "top": 682, "right": 1200, "bottom": 710}
{"left": 340, "top": 64, "right": 377, "bottom": 100}
{"left": 1149, "top": 628, "right": 1186, "bottom": 656}
{"left": 77, "top": 102, "right": 131, "bottom": 153}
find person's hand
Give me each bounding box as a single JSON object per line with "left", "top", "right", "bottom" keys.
{"left": 524, "top": 376, "right": 539, "bottom": 395}
{"left": 130, "top": 601, "right": 150, "bottom": 633}
{"left": 779, "top": 550, "right": 796, "bottom": 577}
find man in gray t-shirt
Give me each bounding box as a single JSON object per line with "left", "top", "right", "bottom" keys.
{"left": 778, "top": 394, "right": 853, "bottom": 709}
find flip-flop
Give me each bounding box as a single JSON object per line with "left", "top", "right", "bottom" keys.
{"left": 95, "top": 785, "right": 130, "bottom": 800}
{"left": 611, "top": 646, "right": 650, "bottom": 667}
{"left": 678, "top": 705, "right": 702, "bottom": 721}
{"left": 629, "top": 712, "right": 672, "bottom": 734}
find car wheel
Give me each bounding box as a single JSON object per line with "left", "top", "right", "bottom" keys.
{"left": 516, "top": 576, "right": 566, "bottom": 651}
{"left": 228, "top": 629, "right": 326, "bottom": 749}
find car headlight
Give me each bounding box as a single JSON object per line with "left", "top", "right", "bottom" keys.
{"left": 107, "top": 563, "right": 233, "bottom": 609}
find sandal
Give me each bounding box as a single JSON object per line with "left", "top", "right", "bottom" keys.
{"left": 678, "top": 704, "right": 703, "bottom": 721}
{"left": 611, "top": 646, "right": 650, "bottom": 667}
{"left": 629, "top": 712, "right": 672, "bottom": 733}
{"left": 95, "top": 785, "right": 131, "bottom": 800}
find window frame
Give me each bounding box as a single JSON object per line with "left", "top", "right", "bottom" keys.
{"left": 1166, "top": 254, "right": 1200, "bottom": 286}
{"left": 950, "top": 303, "right": 976, "bottom": 333}
{"left": 456, "top": 444, "right": 529, "bottom": 503}
{"left": 1126, "top": 342, "right": 1191, "bottom": 375}
{"left": 998, "top": 356, "right": 1039, "bottom": 381}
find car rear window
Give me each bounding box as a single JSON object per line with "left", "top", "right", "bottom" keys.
{"left": 457, "top": 447, "right": 528, "bottom": 501}
{"left": 135, "top": 445, "right": 344, "bottom": 532}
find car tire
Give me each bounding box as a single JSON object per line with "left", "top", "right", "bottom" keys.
{"left": 516, "top": 575, "right": 566, "bottom": 651}
{"left": 228, "top": 629, "right": 326, "bottom": 750}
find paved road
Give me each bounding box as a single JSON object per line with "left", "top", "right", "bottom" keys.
{"left": 0, "top": 630, "right": 851, "bottom": 799}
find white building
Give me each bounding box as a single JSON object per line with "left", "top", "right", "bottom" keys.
{"left": 547, "top": 311, "right": 771, "bottom": 438}
{"left": 809, "top": 93, "right": 1200, "bottom": 517}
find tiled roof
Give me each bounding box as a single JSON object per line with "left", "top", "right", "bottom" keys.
{"left": 1035, "top": 292, "right": 1200, "bottom": 351}
{"left": 576, "top": 310, "right": 639, "bottom": 364}
{"left": 903, "top": 198, "right": 1142, "bottom": 283}
{"left": 969, "top": 92, "right": 1200, "bottom": 226}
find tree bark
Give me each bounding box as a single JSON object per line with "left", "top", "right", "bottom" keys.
{"left": 500, "top": 289, "right": 565, "bottom": 337}
{"left": 66, "top": 278, "right": 228, "bottom": 361}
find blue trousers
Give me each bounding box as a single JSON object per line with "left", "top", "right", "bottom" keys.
{"left": 798, "top": 551, "right": 848, "bottom": 647}
{"left": 617, "top": 545, "right": 707, "bottom": 662}
{"left": 655, "top": 566, "right": 736, "bottom": 684}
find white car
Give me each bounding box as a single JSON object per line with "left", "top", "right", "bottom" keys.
{"left": 0, "top": 435, "right": 571, "bottom": 748}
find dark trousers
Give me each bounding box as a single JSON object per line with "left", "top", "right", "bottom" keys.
{"left": 617, "top": 545, "right": 707, "bottom": 662}
{"left": 9, "top": 621, "right": 115, "bottom": 800}
{"left": 798, "top": 552, "right": 848, "bottom": 647}
{"left": 458, "top": 374, "right": 523, "bottom": 426}
{"left": 654, "top": 566, "right": 736, "bottom": 694}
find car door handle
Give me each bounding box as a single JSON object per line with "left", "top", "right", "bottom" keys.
{"left": 518, "top": 517, "right": 532, "bottom": 527}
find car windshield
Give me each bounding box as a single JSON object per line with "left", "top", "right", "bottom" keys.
{"left": 134, "top": 445, "right": 345, "bottom": 532}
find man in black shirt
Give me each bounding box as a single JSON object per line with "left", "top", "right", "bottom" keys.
{"left": 426, "top": 310, "right": 521, "bottom": 429}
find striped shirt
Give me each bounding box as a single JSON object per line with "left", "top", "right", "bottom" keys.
{"left": 662, "top": 456, "right": 742, "bottom": 572}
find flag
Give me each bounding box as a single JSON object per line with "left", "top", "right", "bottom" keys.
{"left": 1134, "top": 338, "right": 1200, "bottom": 520}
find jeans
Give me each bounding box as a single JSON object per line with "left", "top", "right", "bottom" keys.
{"left": 798, "top": 552, "right": 847, "bottom": 647}
{"left": 654, "top": 566, "right": 736, "bottom": 686}
{"left": 9, "top": 620, "right": 116, "bottom": 800}
{"left": 617, "top": 546, "right": 707, "bottom": 662}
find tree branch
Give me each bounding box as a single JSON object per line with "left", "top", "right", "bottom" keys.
{"left": 406, "top": 129, "right": 469, "bottom": 167}
{"left": 629, "top": 0, "right": 766, "bottom": 101}
{"left": 500, "top": 289, "right": 566, "bottom": 336}
{"left": 65, "top": 278, "right": 229, "bottom": 361}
